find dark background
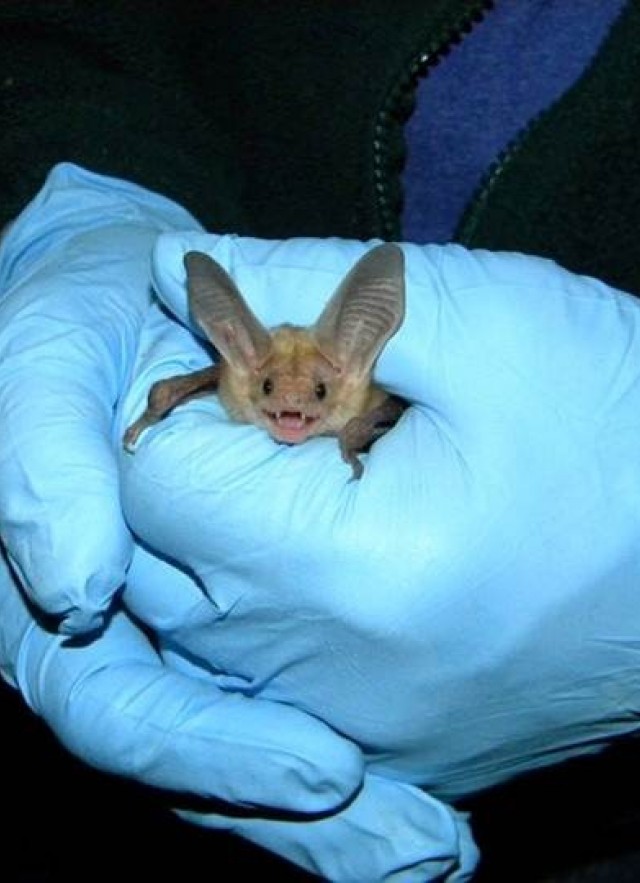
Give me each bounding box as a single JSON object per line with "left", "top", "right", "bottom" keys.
{"left": 4, "top": 677, "right": 640, "bottom": 883}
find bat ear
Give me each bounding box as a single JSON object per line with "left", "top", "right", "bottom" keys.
{"left": 313, "top": 243, "right": 405, "bottom": 378}
{"left": 184, "top": 251, "right": 272, "bottom": 370}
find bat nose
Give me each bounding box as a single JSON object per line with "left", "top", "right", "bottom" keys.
{"left": 275, "top": 379, "right": 305, "bottom": 408}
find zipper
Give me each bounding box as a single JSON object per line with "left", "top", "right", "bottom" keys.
{"left": 455, "top": 109, "right": 546, "bottom": 245}
{"left": 372, "top": 0, "right": 496, "bottom": 240}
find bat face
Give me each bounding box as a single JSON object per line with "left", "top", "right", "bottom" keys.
{"left": 218, "top": 325, "right": 375, "bottom": 445}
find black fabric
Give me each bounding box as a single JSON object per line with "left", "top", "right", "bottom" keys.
{"left": 3, "top": 0, "right": 638, "bottom": 292}
{"left": 0, "top": 0, "right": 486, "bottom": 237}
{"left": 1, "top": 1, "right": 244, "bottom": 232}
{"left": 457, "top": 0, "right": 640, "bottom": 296}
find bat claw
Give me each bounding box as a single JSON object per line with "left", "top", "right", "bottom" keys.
{"left": 122, "top": 415, "right": 154, "bottom": 453}
{"left": 346, "top": 453, "right": 364, "bottom": 481}
{"left": 338, "top": 432, "right": 365, "bottom": 480}
{"left": 122, "top": 423, "right": 141, "bottom": 454}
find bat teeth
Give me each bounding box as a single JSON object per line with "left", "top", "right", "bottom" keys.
{"left": 261, "top": 408, "right": 323, "bottom": 444}
{"left": 264, "top": 409, "right": 318, "bottom": 428}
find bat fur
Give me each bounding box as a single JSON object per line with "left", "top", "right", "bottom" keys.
{"left": 124, "top": 243, "right": 406, "bottom": 478}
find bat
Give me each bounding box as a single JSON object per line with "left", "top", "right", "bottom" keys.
{"left": 123, "top": 243, "right": 406, "bottom": 478}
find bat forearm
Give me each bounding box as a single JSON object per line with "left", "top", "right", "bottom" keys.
{"left": 123, "top": 364, "right": 220, "bottom": 451}
{"left": 338, "top": 395, "right": 406, "bottom": 479}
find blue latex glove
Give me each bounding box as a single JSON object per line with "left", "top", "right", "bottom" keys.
{"left": 0, "top": 162, "right": 193, "bottom": 634}
{"left": 0, "top": 165, "right": 476, "bottom": 882}
{"left": 120, "top": 227, "right": 640, "bottom": 871}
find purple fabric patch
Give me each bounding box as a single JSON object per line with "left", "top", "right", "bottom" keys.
{"left": 401, "top": 0, "right": 627, "bottom": 243}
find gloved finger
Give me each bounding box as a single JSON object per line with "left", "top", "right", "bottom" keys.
{"left": 0, "top": 549, "right": 363, "bottom": 813}
{"left": 178, "top": 773, "right": 479, "bottom": 883}
{"left": 0, "top": 163, "right": 201, "bottom": 635}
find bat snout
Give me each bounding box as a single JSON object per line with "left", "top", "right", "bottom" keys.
{"left": 261, "top": 407, "right": 322, "bottom": 445}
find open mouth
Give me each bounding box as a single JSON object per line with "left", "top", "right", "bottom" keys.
{"left": 263, "top": 409, "right": 319, "bottom": 444}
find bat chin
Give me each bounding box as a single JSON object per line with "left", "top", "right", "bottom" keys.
{"left": 262, "top": 409, "right": 320, "bottom": 445}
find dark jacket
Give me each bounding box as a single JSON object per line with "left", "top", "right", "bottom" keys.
{"left": 2, "top": 1, "right": 639, "bottom": 293}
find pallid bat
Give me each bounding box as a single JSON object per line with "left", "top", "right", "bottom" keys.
{"left": 123, "top": 243, "right": 406, "bottom": 478}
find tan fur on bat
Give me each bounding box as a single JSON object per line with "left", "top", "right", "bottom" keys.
{"left": 124, "top": 243, "right": 406, "bottom": 478}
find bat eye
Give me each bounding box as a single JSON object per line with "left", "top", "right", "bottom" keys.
{"left": 315, "top": 382, "right": 327, "bottom": 400}
{"left": 262, "top": 378, "right": 273, "bottom": 396}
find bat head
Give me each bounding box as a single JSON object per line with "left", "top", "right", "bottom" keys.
{"left": 183, "top": 244, "right": 405, "bottom": 445}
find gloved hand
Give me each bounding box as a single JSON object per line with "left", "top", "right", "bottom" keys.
{"left": 0, "top": 164, "right": 477, "bottom": 883}
{"left": 120, "top": 228, "right": 640, "bottom": 871}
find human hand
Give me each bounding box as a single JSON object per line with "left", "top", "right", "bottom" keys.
{"left": 120, "top": 231, "right": 640, "bottom": 874}
{"left": 0, "top": 165, "right": 394, "bottom": 878}
{"left": 0, "top": 162, "right": 197, "bottom": 634}
{"left": 6, "top": 164, "right": 639, "bottom": 882}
